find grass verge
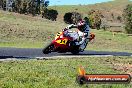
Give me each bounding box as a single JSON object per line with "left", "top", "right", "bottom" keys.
{"left": 0, "top": 56, "right": 132, "bottom": 88}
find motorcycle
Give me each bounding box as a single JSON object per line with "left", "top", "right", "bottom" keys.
{"left": 42, "top": 31, "right": 95, "bottom": 54}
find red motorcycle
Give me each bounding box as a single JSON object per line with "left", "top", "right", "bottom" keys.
{"left": 42, "top": 31, "right": 95, "bottom": 54}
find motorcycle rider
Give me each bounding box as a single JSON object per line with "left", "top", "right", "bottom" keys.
{"left": 63, "top": 17, "right": 90, "bottom": 51}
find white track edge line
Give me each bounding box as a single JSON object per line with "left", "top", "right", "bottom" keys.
{"left": 36, "top": 55, "right": 114, "bottom": 59}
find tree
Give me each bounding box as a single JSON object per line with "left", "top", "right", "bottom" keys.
{"left": 0, "top": 0, "right": 3, "bottom": 8}
{"left": 87, "top": 10, "right": 102, "bottom": 30}
{"left": 117, "top": 16, "right": 122, "bottom": 23}
{"left": 36, "top": 0, "right": 40, "bottom": 14}
{"left": 41, "top": 0, "right": 58, "bottom": 21}
{"left": 19, "top": 0, "right": 28, "bottom": 14}
{"left": 1, "top": 0, "right": 6, "bottom": 10}
{"left": 123, "top": 4, "right": 132, "bottom": 34}
{"left": 30, "top": 0, "right": 36, "bottom": 16}
{"left": 1, "top": 0, "right": 58, "bottom": 20}
{"left": 64, "top": 12, "right": 82, "bottom": 24}
{"left": 42, "top": 8, "right": 58, "bottom": 21}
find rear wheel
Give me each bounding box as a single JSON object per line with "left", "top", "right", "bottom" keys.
{"left": 71, "top": 50, "right": 79, "bottom": 54}
{"left": 71, "top": 45, "right": 80, "bottom": 54}
{"left": 42, "top": 43, "right": 54, "bottom": 54}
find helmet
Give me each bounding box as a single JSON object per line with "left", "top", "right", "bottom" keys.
{"left": 77, "top": 20, "right": 86, "bottom": 32}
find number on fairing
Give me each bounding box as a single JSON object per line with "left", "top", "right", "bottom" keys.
{"left": 56, "top": 39, "right": 68, "bottom": 45}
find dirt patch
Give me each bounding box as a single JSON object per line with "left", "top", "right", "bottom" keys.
{"left": 0, "top": 27, "right": 54, "bottom": 41}
{"left": 0, "top": 20, "right": 54, "bottom": 41}
{"left": 104, "top": 58, "right": 132, "bottom": 76}
{"left": 113, "top": 63, "right": 132, "bottom": 76}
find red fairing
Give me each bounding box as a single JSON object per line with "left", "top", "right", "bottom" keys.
{"left": 52, "top": 36, "right": 73, "bottom": 52}
{"left": 51, "top": 31, "right": 94, "bottom": 52}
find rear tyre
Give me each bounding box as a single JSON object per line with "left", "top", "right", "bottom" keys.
{"left": 71, "top": 50, "right": 79, "bottom": 54}
{"left": 71, "top": 45, "right": 80, "bottom": 55}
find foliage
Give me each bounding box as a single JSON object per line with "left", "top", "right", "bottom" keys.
{"left": 64, "top": 12, "right": 82, "bottom": 24}
{"left": 42, "top": 7, "right": 58, "bottom": 21}
{"left": 117, "top": 16, "right": 122, "bottom": 23}
{"left": 11, "top": 0, "right": 40, "bottom": 15}
{"left": 123, "top": 4, "right": 132, "bottom": 34}
{"left": 0, "top": 0, "right": 6, "bottom": 10}
{"left": 0, "top": 0, "right": 58, "bottom": 20}
{"left": 87, "top": 10, "right": 102, "bottom": 30}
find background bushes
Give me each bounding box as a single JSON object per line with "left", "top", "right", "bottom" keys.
{"left": 64, "top": 12, "right": 82, "bottom": 24}
{"left": 0, "top": 0, "right": 58, "bottom": 21}
{"left": 123, "top": 4, "right": 132, "bottom": 34}
{"left": 87, "top": 10, "right": 102, "bottom": 30}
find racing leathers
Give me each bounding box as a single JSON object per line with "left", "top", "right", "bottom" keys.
{"left": 63, "top": 22, "right": 90, "bottom": 51}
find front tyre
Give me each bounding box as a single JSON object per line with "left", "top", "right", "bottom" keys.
{"left": 42, "top": 43, "right": 54, "bottom": 54}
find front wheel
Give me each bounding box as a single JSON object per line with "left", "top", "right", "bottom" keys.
{"left": 42, "top": 43, "right": 54, "bottom": 54}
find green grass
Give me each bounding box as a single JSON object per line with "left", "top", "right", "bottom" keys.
{"left": 0, "top": 57, "right": 132, "bottom": 88}
{"left": 87, "top": 30, "right": 132, "bottom": 52}
{"left": 0, "top": 11, "right": 67, "bottom": 48}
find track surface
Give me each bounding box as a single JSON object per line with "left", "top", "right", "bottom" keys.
{"left": 0, "top": 48, "right": 132, "bottom": 59}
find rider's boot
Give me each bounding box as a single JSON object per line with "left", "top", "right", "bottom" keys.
{"left": 79, "top": 44, "right": 85, "bottom": 52}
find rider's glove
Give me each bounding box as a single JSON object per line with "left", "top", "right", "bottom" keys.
{"left": 66, "top": 24, "right": 77, "bottom": 29}
{"left": 63, "top": 28, "right": 68, "bottom": 32}
{"left": 66, "top": 25, "right": 71, "bottom": 29}
{"left": 84, "top": 33, "right": 88, "bottom": 37}
{"left": 63, "top": 24, "right": 74, "bottom": 32}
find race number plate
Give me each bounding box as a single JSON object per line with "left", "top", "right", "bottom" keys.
{"left": 56, "top": 39, "right": 68, "bottom": 45}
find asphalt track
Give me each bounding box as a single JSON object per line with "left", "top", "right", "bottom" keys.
{"left": 0, "top": 48, "right": 132, "bottom": 59}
